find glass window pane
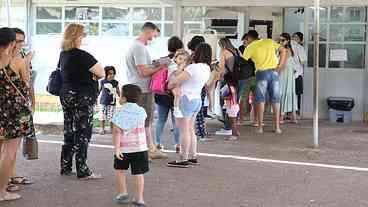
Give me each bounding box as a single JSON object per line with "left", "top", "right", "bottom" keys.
{"left": 65, "top": 22, "right": 99, "bottom": 36}
{"left": 102, "top": 23, "right": 129, "bottom": 36}
{"left": 345, "top": 25, "right": 366, "bottom": 41}
{"left": 330, "top": 24, "right": 344, "bottom": 42}
{"left": 183, "top": 7, "right": 203, "bottom": 21}
{"left": 36, "top": 22, "right": 62, "bottom": 34}
{"left": 345, "top": 7, "right": 366, "bottom": 22}
{"left": 308, "top": 24, "right": 327, "bottom": 41}
{"left": 329, "top": 44, "right": 365, "bottom": 69}
{"left": 330, "top": 7, "right": 344, "bottom": 22}
{"left": 165, "top": 7, "right": 173, "bottom": 21}
{"left": 308, "top": 7, "right": 328, "bottom": 22}
{"left": 132, "top": 8, "right": 161, "bottom": 21}
{"left": 102, "top": 7, "right": 129, "bottom": 20}
{"left": 133, "top": 23, "right": 161, "bottom": 36}
{"left": 164, "top": 23, "right": 173, "bottom": 37}
{"left": 184, "top": 24, "right": 201, "bottom": 34}
{"left": 36, "top": 7, "right": 62, "bottom": 19}
{"left": 65, "top": 7, "right": 99, "bottom": 21}
{"left": 308, "top": 43, "right": 326, "bottom": 67}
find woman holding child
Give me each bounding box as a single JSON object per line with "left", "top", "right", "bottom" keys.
{"left": 167, "top": 43, "right": 212, "bottom": 168}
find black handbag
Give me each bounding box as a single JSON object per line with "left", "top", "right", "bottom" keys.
{"left": 46, "top": 54, "right": 62, "bottom": 96}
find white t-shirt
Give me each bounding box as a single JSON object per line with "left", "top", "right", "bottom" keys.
{"left": 291, "top": 40, "right": 307, "bottom": 78}
{"left": 180, "top": 63, "right": 211, "bottom": 100}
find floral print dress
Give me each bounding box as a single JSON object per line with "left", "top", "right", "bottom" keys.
{"left": 0, "top": 65, "right": 33, "bottom": 140}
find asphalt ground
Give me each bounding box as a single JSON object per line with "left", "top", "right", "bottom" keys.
{"left": 3, "top": 119, "right": 368, "bottom": 207}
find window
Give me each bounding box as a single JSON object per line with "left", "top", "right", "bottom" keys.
{"left": 35, "top": 7, "right": 62, "bottom": 35}
{"left": 307, "top": 7, "right": 367, "bottom": 69}
{"left": 183, "top": 7, "right": 204, "bottom": 34}
{"left": 34, "top": 5, "right": 206, "bottom": 37}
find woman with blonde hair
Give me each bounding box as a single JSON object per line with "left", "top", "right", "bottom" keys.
{"left": 59, "top": 23, "right": 104, "bottom": 179}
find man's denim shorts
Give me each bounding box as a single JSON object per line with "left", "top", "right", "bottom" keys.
{"left": 255, "top": 69, "right": 280, "bottom": 103}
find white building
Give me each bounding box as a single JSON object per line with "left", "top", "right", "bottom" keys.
{"left": 1, "top": 0, "right": 368, "bottom": 121}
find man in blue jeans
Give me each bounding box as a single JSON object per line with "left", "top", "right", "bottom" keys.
{"left": 243, "top": 30, "right": 287, "bottom": 134}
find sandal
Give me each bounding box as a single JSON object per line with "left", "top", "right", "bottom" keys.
{"left": 10, "top": 177, "right": 33, "bottom": 185}
{"left": 6, "top": 184, "right": 20, "bottom": 192}
{"left": 0, "top": 192, "right": 21, "bottom": 202}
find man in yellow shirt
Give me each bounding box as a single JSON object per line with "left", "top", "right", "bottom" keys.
{"left": 243, "top": 30, "right": 286, "bottom": 134}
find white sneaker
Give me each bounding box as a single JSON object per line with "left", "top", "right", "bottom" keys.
{"left": 215, "top": 129, "right": 232, "bottom": 136}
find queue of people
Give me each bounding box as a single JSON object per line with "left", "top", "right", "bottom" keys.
{"left": 0, "top": 21, "right": 306, "bottom": 206}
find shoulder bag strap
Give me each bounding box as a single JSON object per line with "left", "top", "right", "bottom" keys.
{"left": 2, "top": 67, "right": 28, "bottom": 102}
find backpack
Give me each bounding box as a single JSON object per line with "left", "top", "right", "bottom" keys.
{"left": 226, "top": 50, "right": 255, "bottom": 81}
{"left": 46, "top": 68, "right": 62, "bottom": 96}
{"left": 150, "top": 67, "right": 168, "bottom": 95}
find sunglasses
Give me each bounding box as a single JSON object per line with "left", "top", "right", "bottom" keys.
{"left": 279, "top": 38, "right": 287, "bottom": 42}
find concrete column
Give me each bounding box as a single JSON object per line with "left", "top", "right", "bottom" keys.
{"left": 173, "top": 0, "right": 184, "bottom": 39}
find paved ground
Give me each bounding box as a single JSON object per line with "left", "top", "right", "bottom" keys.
{"left": 3, "top": 119, "right": 368, "bottom": 207}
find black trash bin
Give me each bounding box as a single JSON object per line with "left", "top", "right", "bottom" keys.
{"left": 327, "top": 97, "right": 354, "bottom": 123}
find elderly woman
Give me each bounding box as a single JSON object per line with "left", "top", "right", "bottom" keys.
{"left": 0, "top": 27, "right": 32, "bottom": 202}
{"left": 167, "top": 43, "right": 212, "bottom": 168}
{"left": 59, "top": 23, "right": 104, "bottom": 179}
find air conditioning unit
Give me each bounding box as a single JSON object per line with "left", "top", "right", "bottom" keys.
{"left": 205, "top": 8, "right": 238, "bottom": 37}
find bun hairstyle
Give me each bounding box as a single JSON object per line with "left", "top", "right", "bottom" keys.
{"left": 187, "top": 35, "right": 205, "bottom": 52}
{"left": 0, "top": 27, "right": 16, "bottom": 48}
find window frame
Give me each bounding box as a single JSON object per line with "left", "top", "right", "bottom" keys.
{"left": 306, "top": 6, "right": 367, "bottom": 70}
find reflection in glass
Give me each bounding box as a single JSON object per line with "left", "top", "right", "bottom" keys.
{"left": 308, "top": 24, "right": 327, "bottom": 41}
{"left": 184, "top": 24, "right": 201, "bottom": 34}
{"left": 36, "top": 22, "right": 62, "bottom": 34}
{"left": 36, "top": 7, "right": 62, "bottom": 19}
{"left": 183, "top": 7, "right": 203, "bottom": 21}
{"left": 308, "top": 7, "right": 328, "bottom": 22}
{"left": 164, "top": 23, "right": 173, "bottom": 37}
{"left": 65, "top": 22, "right": 99, "bottom": 36}
{"left": 102, "top": 7, "right": 129, "bottom": 20}
{"left": 165, "top": 7, "right": 174, "bottom": 21}
{"left": 65, "top": 7, "right": 99, "bottom": 21}
{"left": 132, "top": 8, "right": 161, "bottom": 21}
{"left": 102, "top": 23, "right": 129, "bottom": 36}
{"left": 308, "top": 43, "right": 326, "bottom": 67}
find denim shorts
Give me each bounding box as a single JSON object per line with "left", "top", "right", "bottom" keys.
{"left": 255, "top": 69, "right": 280, "bottom": 103}
{"left": 179, "top": 95, "right": 201, "bottom": 118}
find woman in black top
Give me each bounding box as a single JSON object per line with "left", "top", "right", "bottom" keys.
{"left": 59, "top": 23, "right": 104, "bottom": 179}
{"left": 154, "top": 36, "right": 183, "bottom": 153}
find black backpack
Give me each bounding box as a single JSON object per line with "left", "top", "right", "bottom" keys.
{"left": 226, "top": 50, "right": 255, "bottom": 81}
{"left": 46, "top": 55, "right": 62, "bottom": 96}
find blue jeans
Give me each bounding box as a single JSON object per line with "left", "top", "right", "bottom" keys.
{"left": 255, "top": 69, "right": 280, "bottom": 103}
{"left": 155, "top": 104, "right": 180, "bottom": 145}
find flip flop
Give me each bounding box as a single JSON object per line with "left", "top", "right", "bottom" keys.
{"left": 10, "top": 177, "right": 33, "bottom": 185}
{"left": 0, "top": 192, "right": 22, "bottom": 202}
{"left": 6, "top": 184, "right": 20, "bottom": 192}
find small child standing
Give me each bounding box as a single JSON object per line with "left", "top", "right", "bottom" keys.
{"left": 112, "top": 84, "right": 149, "bottom": 207}
{"left": 99, "top": 66, "right": 120, "bottom": 135}
{"left": 170, "top": 49, "right": 191, "bottom": 118}
{"left": 222, "top": 73, "right": 240, "bottom": 141}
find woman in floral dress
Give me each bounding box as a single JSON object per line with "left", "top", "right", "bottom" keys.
{"left": 0, "top": 27, "right": 33, "bottom": 202}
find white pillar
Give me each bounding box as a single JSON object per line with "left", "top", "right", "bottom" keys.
{"left": 173, "top": 1, "right": 184, "bottom": 39}
{"left": 313, "top": 0, "right": 320, "bottom": 148}
{"left": 6, "top": 0, "right": 11, "bottom": 26}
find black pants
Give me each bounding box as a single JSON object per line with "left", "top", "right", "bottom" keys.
{"left": 60, "top": 90, "right": 95, "bottom": 178}
{"left": 295, "top": 76, "right": 303, "bottom": 115}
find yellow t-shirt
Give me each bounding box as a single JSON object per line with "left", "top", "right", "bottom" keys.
{"left": 243, "top": 39, "right": 280, "bottom": 71}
